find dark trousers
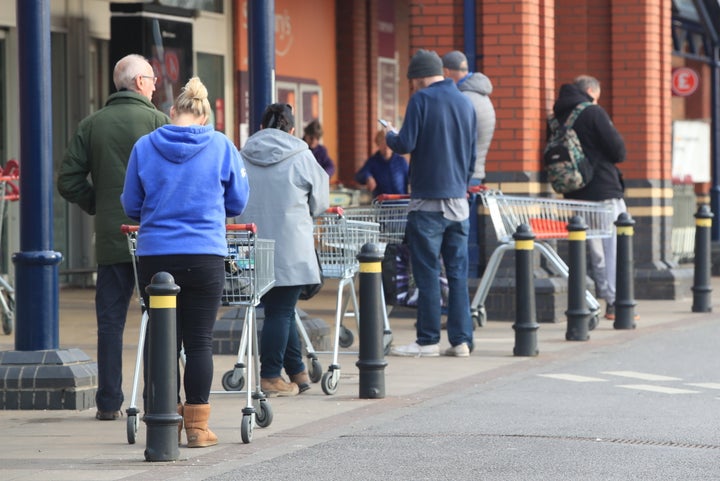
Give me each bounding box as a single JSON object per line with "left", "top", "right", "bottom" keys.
{"left": 95, "top": 263, "right": 135, "bottom": 412}
{"left": 259, "top": 285, "right": 305, "bottom": 379}
{"left": 139, "top": 254, "right": 224, "bottom": 405}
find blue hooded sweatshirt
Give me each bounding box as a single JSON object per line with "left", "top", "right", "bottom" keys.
{"left": 121, "top": 124, "right": 249, "bottom": 257}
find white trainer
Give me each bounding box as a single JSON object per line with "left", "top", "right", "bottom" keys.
{"left": 389, "top": 342, "right": 440, "bottom": 357}
{"left": 443, "top": 343, "right": 470, "bottom": 357}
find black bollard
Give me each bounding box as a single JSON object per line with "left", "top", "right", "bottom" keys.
{"left": 143, "top": 272, "right": 182, "bottom": 462}
{"left": 513, "top": 224, "right": 539, "bottom": 356}
{"left": 614, "top": 213, "right": 638, "bottom": 328}
{"left": 692, "top": 204, "right": 713, "bottom": 313}
{"left": 356, "top": 243, "right": 388, "bottom": 399}
{"left": 566, "top": 216, "right": 590, "bottom": 341}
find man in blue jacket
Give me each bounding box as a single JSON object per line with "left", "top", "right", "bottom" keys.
{"left": 385, "top": 49, "right": 477, "bottom": 357}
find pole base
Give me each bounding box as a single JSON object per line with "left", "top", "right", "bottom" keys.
{"left": 0, "top": 349, "right": 97, "bottom": 410}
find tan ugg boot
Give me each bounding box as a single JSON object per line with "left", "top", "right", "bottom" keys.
{"left": 177, "top": 403, "right": 183, "bottom": 446}
{"left": 183, "top": 403, "right": 218, "bottom": 448}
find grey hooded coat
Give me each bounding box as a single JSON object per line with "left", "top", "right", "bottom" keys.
{"left": 238, "top": 128, "right": 330, "bottom": 287}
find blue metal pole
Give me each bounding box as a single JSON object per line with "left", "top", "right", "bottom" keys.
{"left": 711, "top": 49, "right": 720, "bottom": 241}
{"left": 463, "top": 0, "right": 477, "bottom": 71}
{"left": 12, "top": 0, "right": 63, "bottom": 351}
{"left": 248, "top": 0, "right": 275, "bottom": 136}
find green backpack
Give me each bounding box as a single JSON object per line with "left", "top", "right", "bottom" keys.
{"left": 543, "top": 102, "right": 593, "bottom": 194}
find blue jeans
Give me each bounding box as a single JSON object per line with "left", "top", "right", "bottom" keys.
{"left": 260, "top": 286, "right": 305, "bottom": 379}
{"left": 406, "top": 210, "right": 473, "bottom": 348}
{"left": 95, "top": 263, "right": 135, "bottom": 412}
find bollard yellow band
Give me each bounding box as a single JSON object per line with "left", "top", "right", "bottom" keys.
{"left": 568, "top": 231, "right": 586, "bottom": 241}
{"left": 359, "top": 262, "right": 382, "bottom": 273}
{"left": 150, "top": 295, "right": 176, "bottom": 309}
{"left": 696, "top": 218, "right": 712, "bottom": 228}
{"left": 617, "top": 226, "right": 634, "bottom": 236}
{"left": 515, "top": 240, "right": 534, "bottom": 250}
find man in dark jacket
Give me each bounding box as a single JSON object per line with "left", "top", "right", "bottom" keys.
{"left": 385, "top": 49, "right": 477, "bottom": 357}
{"left": 551, "top": 75, "right": 627, "bottom": 320}
{"left": 58, "top": 54, "right": 169, "bottom": 420}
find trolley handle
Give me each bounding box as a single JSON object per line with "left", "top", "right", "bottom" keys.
{"left": 226, "top": 223, "right": 257, "bottom": 233}
{"left": 122, "top": 224, "right": 258, "bottom": 234}
{"left": 467, "top": 184, "right": 490, "bottom": 194}
{"left": 325, "top": 206, "right": 344, "bottom": 216}
{"left": 374, "top": 194, "right": 410, "bottom": 202}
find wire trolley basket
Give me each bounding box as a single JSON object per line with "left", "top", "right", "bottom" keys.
{"left": 470, "top": 188, "right": 615, "bottom": 329}
{"left": 222, "top": 224, "right": 275, "bottom": 306}
{"left": 1, "top": 159, "right": 19, "bottom": 335}
{"left": 343, "top": 194, "right": 409, "bottom": 246}
{"left": 314, "top": 207, "right": 380, "bottom": 280}
{"left": 480, "top": 189, "right": 614, "bottom": 242}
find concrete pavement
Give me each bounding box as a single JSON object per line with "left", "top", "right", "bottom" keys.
{"left": 0, "top": 276, "right": 716, "bottom": 481}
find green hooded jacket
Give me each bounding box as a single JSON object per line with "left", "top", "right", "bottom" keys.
{"left": 58, "top": 91, "right": 170, "bottom": 265}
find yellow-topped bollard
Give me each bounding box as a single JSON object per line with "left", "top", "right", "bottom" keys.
{"left": 143, "top": 271, "right": 182, "bottom": 462}
{"left": 513, "top": 224, "right": 539, "bottom": 356}
{"left": 356, "top": 243, "right": 388, "bottom": 399}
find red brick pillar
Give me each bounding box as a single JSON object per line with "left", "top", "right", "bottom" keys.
{"left": 336, "top": 0, "right": 371, "bottom": 186}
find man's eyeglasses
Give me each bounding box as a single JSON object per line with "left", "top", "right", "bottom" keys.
{"left": 138, "top": 75, "right": 158, "bottom": 85}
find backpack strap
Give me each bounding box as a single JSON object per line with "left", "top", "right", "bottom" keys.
{"left": 565, "top": 101, "right": 592, "bottom": 128}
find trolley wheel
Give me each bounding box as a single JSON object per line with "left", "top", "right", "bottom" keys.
{"left": 254, "top": 400, "right": 273, "bottom": 428}
{"left": 338, "top": 325, "right": 354, "bottom": 348}
{"left": 321, "top": 370, "right": 339, "bottom": 395}
{"left": 588, "top": 314, "right": 600, "bottom": 331}
{"left": 472, "top": 307, "right": 487, "bottom": 328}
{"left": 309, "top": 358, "right": 322, "bottom": 383}
{"left": 241, "top": 414, "right": 253, "bottom": 444}
{"left": 126, "top": 414, "right": 138, "bottom": 445}
{"left": 383, "top": 332, "right": 393, "bottom": 356}
{"left": 221, "top": 369, "right": 245, "bottom": 391}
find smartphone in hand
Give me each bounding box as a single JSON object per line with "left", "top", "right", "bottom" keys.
{"left": 378, "top": 119, "right": 389, "bottom": 128}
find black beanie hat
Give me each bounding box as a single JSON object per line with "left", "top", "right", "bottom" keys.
{"left": 407, "top": 49, "right": 443, "bottom": 79}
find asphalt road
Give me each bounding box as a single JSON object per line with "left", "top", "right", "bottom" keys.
{"left": 204, "top": 316, "right": 720, "bottom": 481}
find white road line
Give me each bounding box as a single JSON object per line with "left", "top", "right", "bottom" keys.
{"left": 686, "top": 382, "right": 720, "bottom": 390}
{"left": 539, "top": 374, "right": 608, "bottom": 383}
{"left": 602, "top": 371, "right": 681, "bottom": 381}
{"left": 617, "top": 384, "right": 700, "bottom": 394}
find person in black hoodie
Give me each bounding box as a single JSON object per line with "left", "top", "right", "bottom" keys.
{"left": 551, "top": 75, "right": 627, "bottom": 320}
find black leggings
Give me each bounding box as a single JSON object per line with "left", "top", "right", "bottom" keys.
{"left": 139, "top": 254, "right": 224, "bottom": 405}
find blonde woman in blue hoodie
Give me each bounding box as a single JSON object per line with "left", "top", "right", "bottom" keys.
{"left": 121, "top": 77, "right": 249, "bottom": 448}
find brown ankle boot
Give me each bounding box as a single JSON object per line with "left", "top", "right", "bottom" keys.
{"left": 261, "top": 377, "right": 299, "bottom": 397}
{"left": 289, "top": 371, "right": 311, "bottom": 393}
{"left": 177, "top": 403, "right": 183, "bottom": 446}
{"left": 183, "top": 403, "right": 218, "bottom": 448}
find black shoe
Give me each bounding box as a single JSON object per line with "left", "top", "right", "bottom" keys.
{"left": 96, "top": 410, "right": 122, "bottom": 420}
{"left": 604, "top": 303, "right": 615, "bottom": 320}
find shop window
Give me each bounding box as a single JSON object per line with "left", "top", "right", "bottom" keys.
{"left": 196, "top": 52, "right": 225, "bottom": 131}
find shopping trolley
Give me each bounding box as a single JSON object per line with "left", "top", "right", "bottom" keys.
{"left": 0, "top": 159, "right": 19, "bottom": 335}
{"left": 470, "top": 187, "right": 614, "bottom": 329}
{"left": 331, "top": 196, "right": 408, "bottom": 351}
{"left": 311, "top": 207, "right": 380, "bottom": 395}
{"left": 217, "top": 224, "right": 275, "bottom": 443}
{"left": 121, "top": 223, "right": 274, "bottom": 445}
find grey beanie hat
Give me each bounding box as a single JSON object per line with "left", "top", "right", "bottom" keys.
{"left": 407, "top": 49, "right": 443, "bottom": 79}
{"left": 442, "top": 50, "right": 468, "bottom": 71}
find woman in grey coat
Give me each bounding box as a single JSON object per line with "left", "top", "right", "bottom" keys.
{"left": 238, "top": 103, "right": 330, "bottom": 396}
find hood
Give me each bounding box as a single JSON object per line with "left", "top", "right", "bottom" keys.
{"left": 149, "top": 124, "right": 215, "bottom": 164}
{"left": 553, "top": 83, "right": 593, "bottom": 118}
{"left": 241, "top": 128, "right": 309, "bottom": 166}
{"left": 458, "top": 72, "right": 493, "bottom": 96}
